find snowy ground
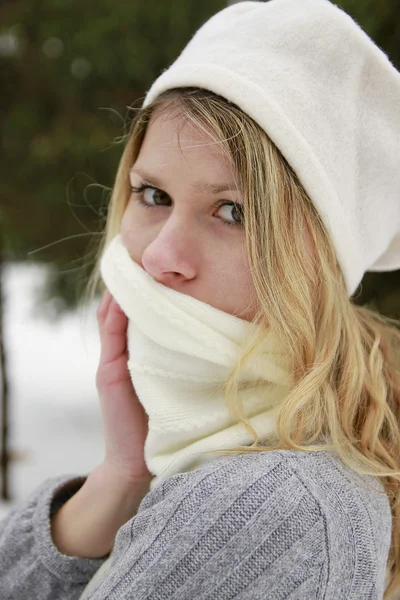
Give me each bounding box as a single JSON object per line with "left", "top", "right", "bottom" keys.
{"left": 0, "top": 263, "right": 104, "bottom": 518}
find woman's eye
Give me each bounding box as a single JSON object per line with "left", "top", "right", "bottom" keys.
{"left": 142, "top": 187, "right": 170, "bottom": 205}
{"left": 217, "top": 202, "right": 244, "bottom": 226}
{"left": 131, "top": 185, "right": 243, "bottom": 227}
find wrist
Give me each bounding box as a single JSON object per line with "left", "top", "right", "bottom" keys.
{"left": 89, "top": 462, "right": 152, "bottom": 517}
{"left": 51, "top": 464, "right": 151, "bottom": 559}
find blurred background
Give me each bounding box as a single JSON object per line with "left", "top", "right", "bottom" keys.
{"left": 0, "top": 0, "right": 399, "bottom": 517}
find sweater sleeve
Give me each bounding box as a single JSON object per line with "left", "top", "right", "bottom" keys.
{"left": 87, "top": 456, "right": 329, "bottom": 600}
{"left": 0, "top": 475, "right": 108, "bottom": 600}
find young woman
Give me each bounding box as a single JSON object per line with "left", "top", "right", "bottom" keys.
{"left": 1, "top": 0, "right": 400, "bottom": 598}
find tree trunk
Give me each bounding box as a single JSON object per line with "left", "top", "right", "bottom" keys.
{"left": 0, "top": 246, "right": 10, "bottom": 500}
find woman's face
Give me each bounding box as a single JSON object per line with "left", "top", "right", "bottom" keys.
{"left": 121, "top": 110, "right": 258, "bottom": 321}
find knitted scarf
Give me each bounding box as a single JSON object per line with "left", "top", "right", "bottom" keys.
{"left": 100, "top": 234, "right": 293, "bottom": 491}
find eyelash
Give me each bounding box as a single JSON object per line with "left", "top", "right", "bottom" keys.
{"left": 130, "top": 184, "right": 244, "bottom": 227}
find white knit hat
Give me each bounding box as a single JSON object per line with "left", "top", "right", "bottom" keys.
{"left": 143, "top": 0, "right": 400, "bottom": 297}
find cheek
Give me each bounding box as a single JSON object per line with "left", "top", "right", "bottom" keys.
{"left": 120, "top": 205, "right": 133, "bottom": 244}
{"left": 216, "top": 247, "right": 255, "bottom": 299}
{"left": 120, "top": 202, "right": 132, "bottom": 232}
{"left": 120, "top": 202, "right": 147, "bottom": 261}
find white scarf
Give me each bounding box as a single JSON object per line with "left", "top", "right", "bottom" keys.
{"left": 100, "top": 234, "right": 293, "bottom": 491}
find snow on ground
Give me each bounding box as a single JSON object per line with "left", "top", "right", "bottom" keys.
{"left": 0, "top": 262, "right": 104, "bottom": 518}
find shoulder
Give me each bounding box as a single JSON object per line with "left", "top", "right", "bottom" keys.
{"left": 153, "top": 448, "right": 391, "bottom": 522}
{"left": 207, "top": 450, "right": 392, "bottom": 560}
{"left": 108, "top": 451, "right": 391, "bottom": 598}
{"left": 139, "top": 450, "right": 391, "bottom": 592}
{"left": 144, "top": 448, "right": 392, "bottom": 531}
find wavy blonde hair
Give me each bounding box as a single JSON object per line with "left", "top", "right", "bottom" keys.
{"left": 89, "top": 88, "right": 400, "bottom": 598}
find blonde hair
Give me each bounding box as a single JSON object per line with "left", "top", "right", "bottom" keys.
{"left": 88, "top": 88, "right": 400, "bottom": 598}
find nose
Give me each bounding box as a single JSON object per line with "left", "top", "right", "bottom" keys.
{"left": 141, "top": 217, "right": 198, "bottom": 287}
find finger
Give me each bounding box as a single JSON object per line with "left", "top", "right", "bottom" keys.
{"left": 99, "top": 298, "right": 129, "bottom": 365}
{"left": 104, "top": 297, "right": 128, "bottom": 334}
{"left": 97, "top": 289, "right": 113, "bottom": 323}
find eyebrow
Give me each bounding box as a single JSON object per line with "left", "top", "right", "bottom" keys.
{"left": 130, "top": 168, "right": 238, "bottom": 195}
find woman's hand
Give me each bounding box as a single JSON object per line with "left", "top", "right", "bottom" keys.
{"left": 51, "top": 291, "right": 152, "bottom": 559}
{"left": 96, "top": 289, "right": 151, "bottom": 486}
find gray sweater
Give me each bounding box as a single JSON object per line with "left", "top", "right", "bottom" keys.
{"left": 0, "top": 449, "right": 392, "bottom": 599}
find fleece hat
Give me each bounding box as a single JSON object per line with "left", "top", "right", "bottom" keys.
{"left": 143, "top": 0, "right": 400, "bottom": 297}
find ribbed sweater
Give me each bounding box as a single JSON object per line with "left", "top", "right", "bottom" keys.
{"left": 0, "top": 449, "right": 392, "bottom": 599}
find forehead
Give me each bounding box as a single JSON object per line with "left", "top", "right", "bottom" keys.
{"left": 135, "top": 109, "right": 235, "bottom": 179}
